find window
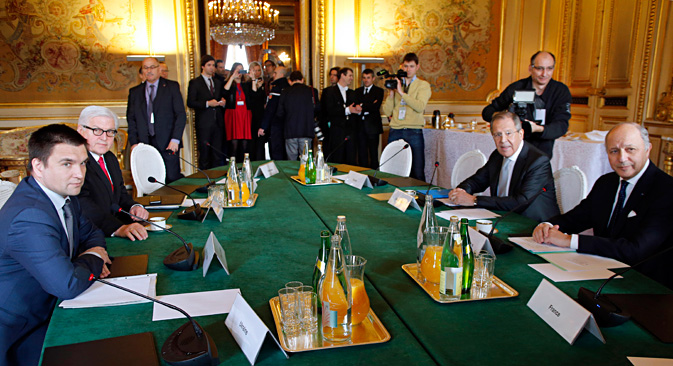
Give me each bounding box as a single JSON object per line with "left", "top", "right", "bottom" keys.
{"left": 225, "top": 45, "right": 248, "bottom": 70}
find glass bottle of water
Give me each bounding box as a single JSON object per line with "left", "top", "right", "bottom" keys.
{"left": 312, "top": 230, "right": 332, "bottom": 310}
{"left": 460, "top": 217, "right": 474, "bottom": 295}
{"left": 315, "top": 143, "right": 326, "bottom": 183}
{"left": 240, "top": 157, "right": 253, "bottom": 205}
{"left": 318, "top": 235, "right": 352, "bottom": 342}
{"left": 439, "top": 216, "right": 462, "bottom": 301}
{"left": 335, "top": 215, "right": 352, "bottom": 257}
{"left": 417, "top": 196, "right": 438, "bottom": 274}
{"left": 226, "top": 157, "right": 240, "bottom": 206}
{"left": 305, "top": 149, "right": 316, "bottom": 184}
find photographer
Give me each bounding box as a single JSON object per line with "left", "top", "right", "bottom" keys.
{"left": 482, "top": 51, "right": 571, "bottom": 158}
{"left": 381, "top": 53, "right": 432, "bottom": 181}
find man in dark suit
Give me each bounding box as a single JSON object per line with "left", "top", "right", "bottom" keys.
{"left": 127, "top": 57, "right": 186, "bottom": 183}
{"left": 0, "top": 124, "right": 110, "bottom": 366}
{"left": 258, "top": 66, "right": 289, "bottom": 160}
{"left": 187, "top": 55, "right": 226, "bottom": 169}
{"left": 449, "top": 111, "right": 560, "bottom": 222}
{"left": 323, "top": 67, "right": 361, "bottom": 164}
{"left": 276, "top": 71, "right": 320, "bottom": 160}
{"left": 353, "top": 68, "right": 384, "bottom": 169}
{"left": 319, "top": 66, "right": 341, "bottom": 154}
{"left": 533, "top": 122, "right": 673, "bottom": 288}
{"left": 77, "top": 106, "right": 149, "bottom": 241}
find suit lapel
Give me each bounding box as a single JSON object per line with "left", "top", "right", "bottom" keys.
{"left": 613, "top": 163, "right": 655, "bottom": 234}
{"left": 27, "top": 177, "right": 72, "bottom": 256}
{"left": 488, "top": 153, "right": 504, "bottom": 194}
{"left": 153, "top": 78, "right": 167, "bottom": 113}
{"left": 88, "top": 152, "right": 113, "bottom": 198}
{"left": 104, "top": 152, "right": 121, "bottom": 199}
{"left": 508, "top": 143, "right": 528, "bottom": 195}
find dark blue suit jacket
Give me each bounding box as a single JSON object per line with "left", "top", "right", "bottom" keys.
{"left": 0, "top": 177, "right": 105, "bottom": 366}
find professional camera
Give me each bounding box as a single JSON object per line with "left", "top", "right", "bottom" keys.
{"left": 376, "top": 69, "right": 408, "bottom": 89}
{"left": 508, "top": 90, "right": 535, "bottom": 122}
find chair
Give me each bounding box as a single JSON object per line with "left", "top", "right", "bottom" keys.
{"left": 0, "top": 180, "right": 17, "bottom": 210}
{"left": 553, "top": 166, "right": 588, "bottom": 214}
{"left": 130, "top": 143, "right": 165, "bottom": 197}
{"left": 451, "top": 149, "right": 487, "bottom": 188}
{"left": 379, "top": 139, "right": 412, "bottom": 177}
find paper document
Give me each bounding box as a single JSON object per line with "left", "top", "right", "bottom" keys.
{"left": 437, "top": 209, "right": 500, "bottom": 221}
{"left": 437, "top": 198, "right": 459, "bottom": 207}
{"left": 509, "top": 237, "right": 576, "bottom": 254}
{"left": 540, "top": 252, "right": 628, "bottom": 272}
{"left": 529, "top": 263, "right": 620, "bottom": 282}
{"left": 59, "top": 274, "right": 157, "bottom": 309}
{"left": 367, "top": 192, "right": 394, "bottom": 201}
{"left": 180, "top": 197, "right": 206, "bottom": 207}
{"left": 152, "top": 288, "right": 241, "bottom": 321}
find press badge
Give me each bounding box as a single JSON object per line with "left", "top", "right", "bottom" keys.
{"left": 237, "top": 101, "right": 245, "bottom": 106}
{"left": 398, "top": 99, "right": 407, "bottom": 120}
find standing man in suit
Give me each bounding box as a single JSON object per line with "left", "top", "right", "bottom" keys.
{"left": 323, "top": 67, "right": 361, "bottom": 164}
{"left": 187, "top": 55, "right": 226, "bottom": 169}
{"left": 354, "top": 69, "right": 384, "bottom": 169}
{"left": 258, "top": 66, "right": 289, "bottom": 160}
{"left": 0, "top": 124, "right": 110, "bottom": 366}
{"left": 77, "top": 106, "right": 149, "bottom": 241}
{"left": 449, "top": 111, "right": 560, "bottom": 222}
{"left": 319, "top": 66, "right": 341, "bottom": 153}
{"left": 127, "top": 56, "right": 186, "bottom": 183}
{"left": 533, "top": 122, "right": 673, "bottom": 288}
{"left": 276, "top": 71, "right": 320, "bottom": 160}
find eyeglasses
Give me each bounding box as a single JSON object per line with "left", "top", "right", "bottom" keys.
{"left": 531, "top": 65, "right": 554, "bottom": 72}
{"left": 492, "top": 130, "right": 520, "bottom": 139}
{"left": 142, "top": 65, "right": 159, "bottom": 70}
{"left": 82, "top": 125, "right": 117, "bottom": 137}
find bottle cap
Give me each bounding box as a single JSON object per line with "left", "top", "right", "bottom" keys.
{"left": 337, "top": 215, "right": 346, "bottom": 221}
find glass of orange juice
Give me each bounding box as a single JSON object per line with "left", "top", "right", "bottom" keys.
{"left": 344, "top": 255, "right": 369, "bottom": 325}
{"left": 420, "top": 226, "right": 450, "bottom": 284}
{"left": 298, "top": 163, "right": 306, "bottom": 183}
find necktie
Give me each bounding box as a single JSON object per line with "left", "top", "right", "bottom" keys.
{"left": 208, "top": 78, "right": 214, "bottom": 95}
{"left": 364, "top": 87, "right": 368, "bottom": 95}
{"left": 63, "top": 199, "right": 74, "bottom": 258}
{"left": 147, "top": 84, "right": 156, "bottom": 136}
{"left": 98, "top": 156, "right": 113, "bottom": 192}
{"left": 608, "top": 180, "right": 629, "bottom": 232}
{"left": 497, "top": 159, "right": 512, "bottom": 197}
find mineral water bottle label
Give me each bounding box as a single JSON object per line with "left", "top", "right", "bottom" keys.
{"left": 323, "top": 302, "right": 338, "bottom": 328}
{"left": 440, "top": 267, "right": 463, "bottom": 294}
{"left": 317, "top": 260, "right": 325, "bottom": 272}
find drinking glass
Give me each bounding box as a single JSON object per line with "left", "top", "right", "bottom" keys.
{"left": 419, "top": 226, "right": 450, "bottom": 284}
{"left": 471, "top": 251, "right": 495, "bottom": 299}
{"left": 278, "top": 288, "right": 300, "bottom": 336}
{"left": 296, "top": 285, "right": 318, "bottom": 332}
{"left": 344, "top": 255, "right": 369, "bottom": 325}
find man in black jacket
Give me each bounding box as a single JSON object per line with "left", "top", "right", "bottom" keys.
{"left": 482, "top": 51, "right": 571, "bottom": 158}
{"left": 258, "top": 66, "right": 289, "bottom": 160}
{"left": 276, "top": 71, "right": 320, "bottom": 160}
{"left": 353, "top": 69, "right": 384, "bottom": 169}
{"left": 322, "top": 67, "right": 361, "bottom": 164}
{"left": 449, "top": 111, "right": 560, "bottom": 222}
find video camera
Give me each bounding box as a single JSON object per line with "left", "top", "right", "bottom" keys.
{"left": 508, "top": 90, "right": 535, "bottom": 122}
{"left": 377, "top": 69, "right": 408, "bottom": 90}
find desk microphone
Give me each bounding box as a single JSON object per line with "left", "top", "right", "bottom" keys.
{"left": 205, "top": 142, "right": 229, "bottom": 162}
{"left": 324, "top": 135, "right": 350, "bottom": 169}
{"left": 89, "top": 275, "right": 218, "bottom": 365}
{"left": 115, "top": 206, "right": 198, "bottom": 271}
{"left": 370, "top": 143, "right": 409, "bottom": 187}
{"left": 416, "top": 162, "right": 441, "bottom": 208}
{"left": 148, "top": 176, "right": 205, "bottom": 222}
{"left": 577, "top": 244, "right": 673, "bottom": 327}
{"left": 482, "top": 187, "right": 548, "bottom": 254}
{"left": 174, "top": 153, "right": 213, "bottom": 194}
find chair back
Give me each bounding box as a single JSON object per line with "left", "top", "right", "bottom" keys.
{"left": 0, "top": 180, "right": 17, "bottom": 210}
{"left": 379, "top": 139, "right": 412, "bottom": 177}
{"left": 451, "top": 149, "right": 487, "bottom": 188}
{"left": 553, "top": 166, "right": 588, "bottom": 214}
{"left": 130, "top": 143, "right": 165, "bottom": 197}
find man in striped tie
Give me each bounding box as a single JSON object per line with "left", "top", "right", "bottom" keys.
{"left": 77, "top": 106, "right": 149, "bottom": 241}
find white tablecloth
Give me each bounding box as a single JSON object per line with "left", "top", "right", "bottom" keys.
{"left": 422, "top": 128, "right": 612, "bottom": 190}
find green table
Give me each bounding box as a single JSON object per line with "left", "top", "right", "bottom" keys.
{"left": 42, "top": 161, "right": 673, "bottom": 365}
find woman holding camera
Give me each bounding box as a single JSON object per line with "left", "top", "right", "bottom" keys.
{"left": 223, "top": 62, "right": 261, "bottom": 161}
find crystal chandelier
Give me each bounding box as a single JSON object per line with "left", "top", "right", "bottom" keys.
{"left": 208, "top": 0, "right": 279, "bottom": 46}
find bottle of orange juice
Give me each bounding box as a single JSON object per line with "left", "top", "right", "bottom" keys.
{"left": 240, "top": 155, "right": 252, "bottom": 205}
{"left": 298, "top": 140, "right": 309, "bottom": 183}
{"left": 318, "top": 235, "right": 351, "bottom": 342}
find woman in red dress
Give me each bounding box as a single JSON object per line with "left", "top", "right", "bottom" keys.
{"left": 223, "top": 62, "right": 261, "bottom": 161}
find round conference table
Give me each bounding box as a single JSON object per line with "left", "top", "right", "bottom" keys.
{"left": 41, "top": 161, "right": 673, "bottom": 365}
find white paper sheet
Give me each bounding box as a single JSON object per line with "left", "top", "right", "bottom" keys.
{"left": 628, "top": 357, "right": 673, "bottom": 366}
{"left": 180, "top": 197, "right": 207, "bottom": 207}
{"left": 152, "top": 288, "right": 241, "bottom": 321}
{"left": 59, "top": 274, "right": 157, "bottom": 309}
{"left": 509, "top": 237, "right": 576, "bottom": 254}
{"left": 529, "top": 263, "right": 620, "bottom": 282}
{"left": 437, "top": 208, "right": 500, "bottom": 221}
{"left": 540, "top": 252, "right": 628, "bottom": 272}
{"left": 436, "top": 198, "right": 459, "bottom": 207}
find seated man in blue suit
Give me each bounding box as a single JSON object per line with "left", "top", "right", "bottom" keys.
{"left": 0, "top": 124, "right": 110, "bottom": 366}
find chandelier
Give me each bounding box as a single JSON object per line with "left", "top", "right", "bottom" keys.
{"left": 208, "top": 0, "right": 279, "bottom": 46}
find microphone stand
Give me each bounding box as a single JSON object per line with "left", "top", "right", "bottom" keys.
{"left": 175, "top": 154, "right": 213, "bottom": 194}
{"left": 416, "top": 162, "right": 441, "bottom": 207}
{"left": 148, "top": 177, "right": 205, "bottom": 222}
{"left": 323, "top": 136, "right": 350, "bottom": 174}
{"left": 370, "top": 143, "right": 410, "bottom": 187}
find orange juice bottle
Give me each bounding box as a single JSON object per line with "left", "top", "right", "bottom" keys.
{"left": 226, "top": 158, "right": 240, "bottom": 206}
{"left": 350, "top": 278, "right": 370, "bottom": 325}
{"left": 420, "top": 245, "right": 443, "bottom": 284}
{"left": 298, "top": 163, "right": 306, "bottom": 183}
{"left": 240, "top": 181, "right": 250, "bottom": 203}
{"left": 318, "top": 235, "right": 351, "bottom": 342}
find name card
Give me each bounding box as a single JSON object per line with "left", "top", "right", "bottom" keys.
{"left": 202, "top": 232, "right": 229, "bottom": 277}
{"left": 343, "top": 171, "right": 373, "bottom": 190}
{"left": 201, "top": 199, "right": 224, "bottom": 223}
{"left": 225, "top": 294, "right": 288, "bottom": 365}
{"left": 468, "top": 227, "right": 495, "bottom": 257}
{"left": 255, "top": 161, "right": 279, "bottom": 178}
{"left": 527, "top": 279, "right": 604, "bottom": 345}
{"left": 388, "top": 188, "right": 421, "bottom": 212}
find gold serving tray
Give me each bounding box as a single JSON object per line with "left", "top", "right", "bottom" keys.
{"left": 401, "top": 263, "right": 518, "bottom": 303}
{"left": 290, "top": 176, "right": 343, "bottom": 186}
{"left": 269, "top": 296, "right": 391, "bottom": 353}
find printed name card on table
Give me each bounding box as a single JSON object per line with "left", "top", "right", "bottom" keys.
{"left": 254, "top": 162, "right": 279, "bottom": 178}
{"left": 225, "top": 294, "right": 288, "bottom": 365}
{"left": 527, "top": 279, "right": 605, "bottom": 345}
{"left": 343, "top": 171, "right": 373, "bottom": 190}
{"left": 201, "top": 198, "right": 224, "bottom": 223}
{"left": 202, "top": 232, "right": 229, "bottom": 277}
{"left": 387, "top": 188, "right": 421, "bottom": 212}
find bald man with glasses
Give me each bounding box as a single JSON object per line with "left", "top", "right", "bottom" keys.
{"left": 482, "top": 51, "right": 571, "bottom": 158}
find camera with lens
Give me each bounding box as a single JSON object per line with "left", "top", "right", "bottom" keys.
{"left": 508, "top": 90, "right": 535, "bottom": 122}
{"left": 376, "top": 69, "right": 408, "bottom": 89}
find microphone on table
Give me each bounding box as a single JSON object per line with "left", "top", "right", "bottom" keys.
{"left": 577, "top": 244, "right": 673, "bottom": 327}
{"left": 148, "top": 176, "right": 206, "bottom": 222}
{"left": 88, "top": 274, "right": 218, "bottom": 365}
{"left": 369, "top": 143, "right": 410, "bottom": 187}
{"left": 482, "top": 187, "right": 548, "bottom": 254}
{"left": 114, "top": 205, "right": 198, "bottom": 271}
{"left": 205, "top": 142, "right": 229, "bottom": 163}
{"left": 173, "top": 153, "right": 213, "bottom": 194}
{"left": 324, "top": 135, "right": 350, "bottom": 174}
{"left": 416, "top": 162, "right": 441, "bottom": 208}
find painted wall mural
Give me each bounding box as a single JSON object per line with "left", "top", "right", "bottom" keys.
{"left": 0, "top": 0, "right": 145, "bottom": 102}
{"left": 364, "top": 0, "right": 501, "bottom": 101}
